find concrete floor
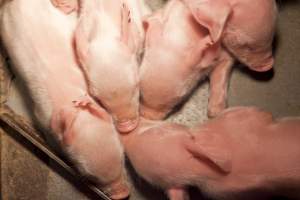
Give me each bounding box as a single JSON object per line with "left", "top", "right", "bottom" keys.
{"left": 1, "top": 0, "right": 300, "bottom": 200}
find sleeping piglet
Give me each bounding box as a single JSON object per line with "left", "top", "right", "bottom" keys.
{"left": 1, "top": 0, "right": 129, "bottom": 198}
{"left": 122, "top": 107, "right": 300, "bottom": 200}
{"left": 74, "top": 0, "right": 151, "bottom": 132}
{"left": 140, "top": 0, "right": 234, "bottom": 119}
{"left": 183, "top": 0, "right": 277, "bottom": 72}
{"left": 140, "top": 0, "right": 277, "bottom": 119}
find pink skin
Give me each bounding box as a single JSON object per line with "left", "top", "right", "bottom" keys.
{"left": 140, "top": 0, "right": 277, "bottom": 119}
{"left": 123, "top": 108, "right": 300, "bottom": 200}
{"left": 74, "top": 0, "right": 151, "bottom": 133}
{"left": 183, "top": 0, "right": 277, "bottom": 72}
{"left": 140, "top": 0, "right": 234, "bottom": 119}
{"left": 0, "top": 1, "right": 129, "bottom": 199}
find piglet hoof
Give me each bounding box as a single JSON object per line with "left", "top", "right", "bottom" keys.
{"left": 115, "top": 118, "right": 139, "bottom": 133}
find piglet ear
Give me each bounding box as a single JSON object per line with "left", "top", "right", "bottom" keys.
{"left": 184, "top": 0, "right": 232, "bottom": 42}
{"left": 142, "top": 7, "right": 164, "bottom": 32}
{"left": 74, "top": 2, "right": 98, "bottom": 65}
{"left": 185, "top": 131, "right": 232, "bottom": 174}
{"left": 120, "top": 3, "right": 142, "bottom": 53}
{"left": 141, "top": 13, "right": 164, "bottom": 48}
{"left": 50, "top": 0, "right": 78, "bottom": 14}
{"left": 51, "top": 106, "right": 79, "bottom": 145}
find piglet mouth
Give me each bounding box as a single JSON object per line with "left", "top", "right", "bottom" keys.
{"left": 115, "top": 118, "right": 139, "bottom": 133}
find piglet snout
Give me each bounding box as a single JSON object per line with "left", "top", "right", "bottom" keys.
{"left": 250, "top": 57, "right": 274, "bottom": 72}
{"left": 115, "top": 118, "right": 139, "bottom": 133}
{"left": 102, "top": 178, "right": 130, "bottom": 200}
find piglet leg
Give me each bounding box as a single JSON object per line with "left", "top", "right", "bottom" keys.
{"left": 208, "top": 51, "right": 234, "bottom": 118}
{"left": 167, "top": 188, "right": 190, "bottom": 200}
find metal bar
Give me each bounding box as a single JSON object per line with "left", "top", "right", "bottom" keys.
{"left": 0, "top": 107, "right": 111, "bottom": 200}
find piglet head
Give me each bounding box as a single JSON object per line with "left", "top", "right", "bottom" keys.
{"left": 51, "top": 99, "right": 130, "bottom": 199}
{"left": 74, "top": 1, "right": 141, "bottom": 133}
{"left": 187, "top": 106, "right": 276, "bottom": 175}
{"left": 184, "top": 0, "right": 276, "bottom": 72}
{"left": 139, "top": 15, "right": 175, "bottom": 119}
{"left": 140, "top": 6, "right": 213, "bottom": 120}
{"left": 226, "top": 37, "right": 275, "bottom": 72}
{"left": 82, "top": 42, "right": 140, "bottom": 133}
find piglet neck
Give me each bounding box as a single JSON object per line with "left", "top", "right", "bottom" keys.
{"left": 121, "top": 117, "right": 162, "bottom": 146}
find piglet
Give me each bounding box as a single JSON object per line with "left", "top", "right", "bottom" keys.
{"left": 123, "top": 107, "right": 300, "bottom": 200}
{"left": 140, "top": 0, "right": 234, "bottom": 119}
{"left": 74, "top": 0, "right": 151, "bottom": 132}
{"left": 140, "top": 0, "right": 277, "bottom": 120}
{"left": 0, "top": 0, "right": 129, "bottom": 198}
{"left": 183, "top": 0, "right": 277, "bottom": 72}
